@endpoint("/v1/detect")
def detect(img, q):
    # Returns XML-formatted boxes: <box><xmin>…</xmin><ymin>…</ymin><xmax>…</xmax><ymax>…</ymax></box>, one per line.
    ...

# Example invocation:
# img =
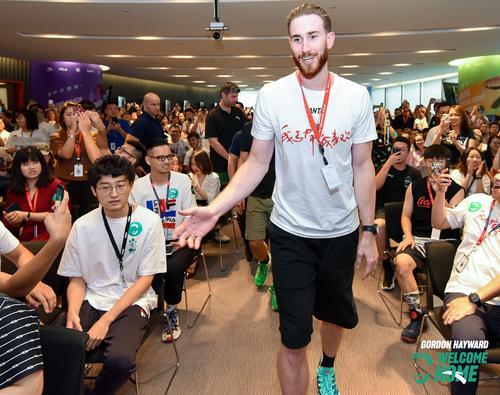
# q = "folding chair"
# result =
<box><xmin>215</xmin><ymin>211</ymin><xmax>240</xmax><ymax>272</ymax></box>
<box><xmin>183</xmin><ymin>250</ymin><xmax>211</xmax><ymax>329</ymax></box>
<box><xmin>377</xmin><ymin>202</ymin><xmax>427</xmax><ymax>327</ymax></box>
<box><xmin>415</xmin><ymin>241</ymin><xmax>500</xmax><ymax>384</ymax></box>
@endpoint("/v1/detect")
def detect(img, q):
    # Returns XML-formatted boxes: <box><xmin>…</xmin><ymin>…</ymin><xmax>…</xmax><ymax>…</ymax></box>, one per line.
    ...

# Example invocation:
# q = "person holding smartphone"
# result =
<box><xmin>100</xmin><ymin>100</ymin><xmax>130</xmax><ymax>153</ymax></box>
<box><xmin>374</xmin><ymin>137</ymin><xmax>422</xmax><ymax>291</ymax></box>
<box><xmin>3</xmin><ymin>146</ymin><xmax>66</xmax><ymax>242</ymax></box>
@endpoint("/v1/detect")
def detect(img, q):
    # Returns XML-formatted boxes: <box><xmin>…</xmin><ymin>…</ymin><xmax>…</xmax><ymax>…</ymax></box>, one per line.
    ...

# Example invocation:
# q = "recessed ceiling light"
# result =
<box><xmin>378</xmin><ymin>72</ymin><xmax>394</xmax><ymax>75</ymax></box>
<box><xmin>457</xmin><ymin>26</ymin><xmax>496</xmax><ymax>32</ymax></box>
<box><xmin>193</xmin><ymin>81</ymin><xmax>206</xmax><ymax>83</ymax></box>
<box><xmin>362</xmin><ymin>83</ymin><xmax>371</xmax><ymax>85</ymax></box>
<box><xmin>172</xmin><ymin>75</ymin><xmax>190</xmax><ymax>77</ymax></box>
<box><xmin>347</xmin><ymin>53</ymin><xmax>373</xmax><ymax>57</ymax></box>
<box><xmin>100</xmin><ymin>65</ymin><xmax>110</xmax><ymax>72</ymax></box>
<box><xmin>135</xmin><ymin>36</ymin><xmax>162</xmax><ymax>40</ymax></box>
<box><xmin>97</xmin><ymin>54</ymin><xmax>134</xmax><ymax>58</ymax></box>
<box><xmin>393</xmin><ymin>63</ymin><xmax>411</xmax><ymax>67</ymax></box>
<box><xmin>371</xmin><ymin>78</ymin><xmax>381</xmax><ymax>81</ymax></box>
<box><xmin>138</xmin><ymin>67</ymin><xmax>170</xmax><ymax>70</ymax></box>
<box><xmin>263</xmin><ymin>80</ymin><xmax>274</xmax><ymax>83</ymax></box>
<box><xmin>168</xmin><ymin>55</ymin><xmax>195</xmax><ymax>59</ymax></box>
<box><xmin>206</xmin><ymin>84</ymin><xmax>216</xmax><ymax>87</ymax></box>
<box><xmin>247</xmin><ymin>67</ymin><xmax>266</xmax><ymax>70</ymax></box>
<box><xmin>216</xmin><ymin>74</ymin><xmax>232</xmax><ymax>78</ymax></box>
<box><xmin>233</xmin><ymin>81</ymin><xmax>243</xmax><ymax>83</ymax></box>
<box><xmin>197</xmin><ymin>67</ymin><xmax>218</xmax><ymax>70</ymax></box>
<box><xmin>416</xmin><ymin>49</ymin><xmax>446</xmax><ymax>54</ymax></box>
<box><xmin>339</xmin><ymin>65</ymin><xmax>359</xmax><ymax>68</ymax></box>
<box><xmin>239</xmin><ymin>84</ymin><xmax>249</xmax><ymax>87</ymax></box>
<box><xmin>340</xmin><ymin>73</ymin><xmax>355</xmax><ymax>76</ymax></box>
<box><xmin>257</xmin><ymin>74</ymin><xmax>272</xmax><ymax>77</ymax></box>
<box><xmin>30</xmin><ymin>34</ymin><xmax>77</xmax><ymax>39</ymax></box>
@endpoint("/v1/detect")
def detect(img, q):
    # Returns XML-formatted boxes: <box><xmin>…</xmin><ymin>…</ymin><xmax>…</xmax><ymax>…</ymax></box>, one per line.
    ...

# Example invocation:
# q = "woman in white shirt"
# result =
<box><xmin>188</xmin><ymin>150</ymin><xmax>220</xmax><ymax>205</ymax></box>
<box><xmin>450</xmin><ymin>147</ymin><xmax>491</xmax><ymax>196</ymax></box>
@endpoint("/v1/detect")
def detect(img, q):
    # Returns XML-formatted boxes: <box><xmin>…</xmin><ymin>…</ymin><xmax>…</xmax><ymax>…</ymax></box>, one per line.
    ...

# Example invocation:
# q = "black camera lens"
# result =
<box><xmin>212</xmin><ymin>31</ymin><xmax>221</xmax><ymax>40</ymax></box>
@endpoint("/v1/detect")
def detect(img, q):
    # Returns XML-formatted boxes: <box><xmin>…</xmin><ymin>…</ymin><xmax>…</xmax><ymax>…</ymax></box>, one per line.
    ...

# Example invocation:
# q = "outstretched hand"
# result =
<box><xmin>174</xmin><ymin>206</ymin><xmax>220</xmax><ymax>249</ymax></box>
<box><xmin>356</xmin><ymin>233</ymin><xmax>378</xmax><ymax>280</ymax></box>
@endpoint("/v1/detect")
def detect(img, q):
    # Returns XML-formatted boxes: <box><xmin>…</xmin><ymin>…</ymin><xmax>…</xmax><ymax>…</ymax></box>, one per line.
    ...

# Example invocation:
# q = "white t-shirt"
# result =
<box><xmin>57</xmin><ymin>206</ymin><xmax>166</xmax><ymax>314</ymax></box>
<box><xmin>251</xmin><ymin>72</ymin><xmax>377</xmax><ymax>238</ymax></box>
<box><xmin>0</xmin><ymin>222</ymin><xmax>20</xmax><ymax>271</ymax></box>
<box><xmin>129</xmin><ymin>172</ymin><xmax>196</xmax><ymax>241</ymax></box>
<box><xmin>450</xmin><ymin>169</ymin><xmax>491</xmax><ymax>196</ymax></box>
<box><xmin>445</xmin><ymin>194</ymin><xmax>500</xmax><ymax>305</ymax></box>
<box><xmin>0</xmin><ymin>130</ymin><xmax>11</xmax><ymax>145</ymax></box>
<box><xmin>424</xmin><ymin>125</ymin><xmax>439</xmax><ymax>147</ymax></box>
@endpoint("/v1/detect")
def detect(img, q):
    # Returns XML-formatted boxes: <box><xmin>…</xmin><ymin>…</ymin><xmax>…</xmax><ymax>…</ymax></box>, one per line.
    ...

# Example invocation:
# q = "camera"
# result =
<box><xmin>206</xmin><ymin>20</ymin><xmax>228</xmax><ymax>41</ymax></box>
<box><xmin>392</xmin><ymin>147</ymin><xmax>401</xmax><ymax>154</ymax></box>
<box><xmin>212</xmin><ymin>31</ymin><xmax>222</xmax><ymax>41</ymax></box>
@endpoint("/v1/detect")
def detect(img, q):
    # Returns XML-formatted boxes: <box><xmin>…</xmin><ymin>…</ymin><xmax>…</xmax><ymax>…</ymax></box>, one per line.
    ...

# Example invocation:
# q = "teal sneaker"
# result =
<box><xmin>317</xmin><ymin>366</ymin><xmax>340</xmax><ymax>395</ymax></box>
<box><xmin>269</xmin><ymin>284</ymin><xmax>278</xmax><ymax>312</ymax></box>
<box><xmin>254</xmin><ymin>262</ymin><xmax>269</xmax><ymax>288</ymax></box>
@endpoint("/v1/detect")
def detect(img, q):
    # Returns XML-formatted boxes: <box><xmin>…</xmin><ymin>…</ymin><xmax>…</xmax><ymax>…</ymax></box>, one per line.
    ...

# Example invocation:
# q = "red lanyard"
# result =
<box><xmin>296</xmin><ymin>71</ymin><xmax>332</xmax><ymax>150</ymax></box>
<box><xmin>25</xmin><ymin>187</ymin><xmax>39</xmax><ymax>213</ymax></box>
<box><xmin>476</xmin><ymin>200</ymin><xmax>499</xmax><ymax>247</ymax></box>
<box><xmin>426</xmin><ymin>179</ymin><xmax>435</xmax><ymax>206</ymax></box>
<box><xmin>150</xmin><ymin>173</ymin><xmax>171</xmax><ymax>214</ymax></box>
<box><xmin>74</xmin><ymin>134</ymin><xmax>83</xmax><ymax>161</ymax></box>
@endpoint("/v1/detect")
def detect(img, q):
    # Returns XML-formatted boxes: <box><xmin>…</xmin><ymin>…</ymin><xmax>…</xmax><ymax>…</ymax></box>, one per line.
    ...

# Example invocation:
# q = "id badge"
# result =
<box><xmin>110</xmin><ymin>142</ymin><xmax>116</xmax><ymax>151</ymax></box>
<box><xmin>74</xmin><ymin>163</ymin><xmax>84</xmax><ymax>177</ymax></box>
<box><xmin>455</xmin><ymin>254</ymin><xmax>469</xmax><ymax>273</ymax></box>
<box><xmin>321</xmin><ymin>163</ymin><xmax>341</xmax><ymax>191</ymax></box>
<box><xmin>430</xmin><ymin>228</ymin><xmax>441</xmax><ymax>240</ymax></box>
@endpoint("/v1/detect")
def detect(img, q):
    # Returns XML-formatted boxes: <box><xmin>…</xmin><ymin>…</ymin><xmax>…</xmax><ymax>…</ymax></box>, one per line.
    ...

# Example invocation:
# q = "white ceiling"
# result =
<box><xmin>1</xmin><ymin>0</ymin><xmax>499</xmax><ymax>91</ymax></box>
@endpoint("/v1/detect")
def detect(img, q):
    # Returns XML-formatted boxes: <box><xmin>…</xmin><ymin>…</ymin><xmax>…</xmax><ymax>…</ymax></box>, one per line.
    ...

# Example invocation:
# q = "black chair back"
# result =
<box><xmin>425</xmin><ymin>241</ymin><xmax>457</xmax><ymax>301</ymax></box>
<box><xmin>384</xmin><ymin>201</ymin><xmax>404</xmax><ymax>243</ymax></box>
<box><xmin>40</xmin><ymin>326</ymin><xmax>88</xmax><ymax>395</ymax></box>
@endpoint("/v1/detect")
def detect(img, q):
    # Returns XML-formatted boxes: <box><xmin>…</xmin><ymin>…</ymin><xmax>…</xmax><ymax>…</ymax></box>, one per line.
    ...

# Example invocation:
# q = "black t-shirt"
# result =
<box><xmin>205</xmin><ymin>105</ymin><xmax>246</xmax><ymax>172</ymax></box>
<box><xmin>440</xmin><ymin>130</ymin><xmax>475</xmax><ymax>165</ymax></box>
<box><xmin>376</xmin><ymin>165</ymin><xmax>422</xmax><ymax>210</ymax></box>
<box><xmin>411</xmin><ymin>176</ymin><xmax>462</xmax><ymax>239</ymax></box>
<box><xmin>391</xmin><ymin>114</ymin><xmax>415</xmax><ymax>130</ymax></box>
<box><xmin>239</xmin><ymin>122</ymin><xmax>275</xmax><ymax>198</ymax></box>
<box><xmin>128</xmin><ymin>111</ymin><xmax>165</xmax><ymax>148</ymax></box>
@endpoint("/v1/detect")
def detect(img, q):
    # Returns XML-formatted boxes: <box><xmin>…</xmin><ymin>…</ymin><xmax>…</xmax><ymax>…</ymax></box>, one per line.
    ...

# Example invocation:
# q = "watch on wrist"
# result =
<box><xmin>468</xmin><ymin>293</ymin><xmax>482</xmax><ymax>308</ymax></box>
<box><xmin>362</xmin><ymin>224</ymin><xmax>379</xmax><ymax>235</ymax></box>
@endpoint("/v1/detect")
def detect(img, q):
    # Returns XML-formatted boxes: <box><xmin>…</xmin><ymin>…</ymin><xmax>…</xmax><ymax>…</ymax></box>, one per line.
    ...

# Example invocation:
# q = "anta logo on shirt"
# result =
<box><xmin>416</xmin><ymin>196</ymin><xmax>432</xmax><ymax>209</ymax></box>
<box><xmin>146</xmin><ymin>198</ymin><xmax>176</xmax><ymax>229</ymax></box>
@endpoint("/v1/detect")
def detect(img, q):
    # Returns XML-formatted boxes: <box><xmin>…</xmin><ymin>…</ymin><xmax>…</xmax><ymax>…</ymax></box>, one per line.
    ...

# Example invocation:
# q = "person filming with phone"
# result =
<box><xmin>393</xmin><ymin>144</ymin><xmax>464</xmax><ymax>344</ymax></box>
<box><xmin>374</xmin><ymin>137</ymin><xmax>422</xmax><ymax>291</ymax></box>
<box><xmin>3</xmin><ymin>146</ymin><xmax>66</xmax><ymax>242</ymax></box>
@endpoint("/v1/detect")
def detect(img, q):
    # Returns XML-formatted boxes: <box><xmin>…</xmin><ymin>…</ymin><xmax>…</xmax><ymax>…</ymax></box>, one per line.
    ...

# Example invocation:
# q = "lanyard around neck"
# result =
<box><xmin>150</xmin><ymin>172</ymin><xmax>171</xmax><ymax>214</ymax></box>
<box><xmin>101</xmin><ymin>204</ymin><xmax>132</xmax><ymax>274</ymax></box>
<box><xmin>25</xmin><ymin>186</ymin><xmax>39</xmax><ymax>213</ymax></box>
<box><xmin>296</xmin><ymin>71</ymin><xmax>332</xmax><ymax>165</ymax></box>
<box><xmin>476</xmin><ymin>200</ymin><xmax>499</xmax><ymax>247</ymax></box>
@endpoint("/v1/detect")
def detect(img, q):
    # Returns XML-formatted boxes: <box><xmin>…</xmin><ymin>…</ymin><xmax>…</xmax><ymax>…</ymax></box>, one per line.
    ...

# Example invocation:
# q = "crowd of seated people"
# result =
<box><xmin>375</xmin><ymin>99</ymin><xmax>499</xmax><ymax>394</ymax></box>
<box><xmin>0</xmin><ymin>92</ymin><xmax>498</xmax><ymax>395</ymax></box>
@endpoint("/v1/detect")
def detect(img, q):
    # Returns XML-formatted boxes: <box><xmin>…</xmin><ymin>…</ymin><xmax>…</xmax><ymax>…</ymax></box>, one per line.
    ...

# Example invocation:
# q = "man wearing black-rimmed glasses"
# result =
<box><xmin>129</xmin><ymin>139</ymin><xmax>196</xmax><ymax>343</ymax></box>
<box><xmin>58</xmin><ymin>156</ymin><xmax>166</xmax><ymax>395</ymax></box>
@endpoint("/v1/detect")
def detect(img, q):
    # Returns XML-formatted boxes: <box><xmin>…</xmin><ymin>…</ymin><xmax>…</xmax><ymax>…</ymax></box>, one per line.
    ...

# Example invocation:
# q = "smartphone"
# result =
<box><xmin>111</xmin><ymin>117</ymin><xmax>119</xmax><ymax>124</ymax></box>
<box><xmin>392</xmin><ymin>147</ymin><xmax>401</xmax><ymax>154</ymax></box>
<box><xmin>431</xmin><ymin>162</ymin><xmax>442</xmax><ymax>176</ymax></box>
<box><xmin>48</xmin><ymin>99</ymin><xmax>54</xmax><ymax>105</ymax></box>
<box><xmin>54</xmin><ymin>184</ymin><xmax>64</xmax><ymax>202</ymax></box>
<box><xmin>4</xmin><ymin>202</ymin><xmax>21</xmax><ymax>212</ymax></box>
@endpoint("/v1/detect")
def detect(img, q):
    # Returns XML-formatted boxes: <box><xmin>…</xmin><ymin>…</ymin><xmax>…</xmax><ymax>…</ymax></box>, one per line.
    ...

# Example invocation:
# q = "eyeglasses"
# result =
<box><xmin>115</xmin><ymin>146</ymin><xmax>136</xmax><ymax>160</ymax></box>
<box><xmin>96</xmin><ymin>182</ymin><xmax>130</xmax><ymax>195</ymax></box>
<box><xmin>148</xmin><ymin>154</ymin><xmax>171</xmax><ymax>162</ymax></box>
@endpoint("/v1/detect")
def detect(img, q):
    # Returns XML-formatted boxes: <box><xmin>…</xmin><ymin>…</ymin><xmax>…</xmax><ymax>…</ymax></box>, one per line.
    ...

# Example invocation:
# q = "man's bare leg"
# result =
<box><xmin>277</xmin><ymin>345</ymin><xmax>309</xmax><ymax>394</ymax></box>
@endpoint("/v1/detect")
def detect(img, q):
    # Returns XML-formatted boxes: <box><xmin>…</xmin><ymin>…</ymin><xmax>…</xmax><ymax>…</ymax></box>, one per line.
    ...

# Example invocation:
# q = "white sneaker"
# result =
<box><xmin>162</xmin><ymin>308</ymin><xmax>181</xmax><ymax>342</ymax></box>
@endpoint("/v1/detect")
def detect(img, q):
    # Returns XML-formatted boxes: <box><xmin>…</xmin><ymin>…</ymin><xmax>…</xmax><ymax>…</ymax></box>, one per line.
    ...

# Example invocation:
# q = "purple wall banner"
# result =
<box><xmin>30</xmin><ymin>61</ymin><xmax>103</xmax><ymax>108</ymax></box>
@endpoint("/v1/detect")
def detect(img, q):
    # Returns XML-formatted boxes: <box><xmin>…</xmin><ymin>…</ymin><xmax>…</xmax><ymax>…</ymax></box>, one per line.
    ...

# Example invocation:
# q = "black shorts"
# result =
<box><xmin>395</xmin><ymin>245</ymin><xmax>426</xmax><ymax>270</ymax></box>
<box><xmin>269</xmin><ymin>223</ymin><xmax>359</xmax><ymax>349</ymax></box>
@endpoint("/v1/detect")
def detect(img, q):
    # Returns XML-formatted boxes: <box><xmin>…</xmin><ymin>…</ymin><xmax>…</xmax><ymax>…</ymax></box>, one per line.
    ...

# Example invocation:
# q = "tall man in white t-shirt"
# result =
<box><xmin>58</xmin><ymin>156</ymin><xmax>166</xmax><ymax>395</ymax></box>
<box><xmin>130</xmin><ymin>139</ymin><xmax>196</xmax><ymax>343</ymax></box>
<box><xmin>173</xmin><ymin>4</ymin><xmax>378</xmax><ymax>394</ymax></box>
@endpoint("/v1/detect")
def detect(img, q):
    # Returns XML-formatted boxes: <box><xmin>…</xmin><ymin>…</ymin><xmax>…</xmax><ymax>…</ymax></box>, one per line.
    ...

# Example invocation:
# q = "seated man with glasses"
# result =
<box><xmin>57</xmin><ymin>155</ymin><xmax>166</xmax><ymax>395</ymax></box>
<box><xmin>432</xmin><ymin>171</ymin><xmax>500</xmax><ymax>395</ymax></box>
<box><xmin>130</xmin><ymin>139</ymin><xmax>196</xmax><ymax>343</ymax></box>
<box><xmin>114</xmin><ymin>140</ymin><xmax>146</xmax><ymax>176</ymax></box>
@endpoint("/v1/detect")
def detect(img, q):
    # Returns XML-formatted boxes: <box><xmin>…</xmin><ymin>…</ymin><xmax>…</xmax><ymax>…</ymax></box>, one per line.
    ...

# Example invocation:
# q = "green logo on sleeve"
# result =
<box><xmin>468</xmin><ymin>202</ymin><xmax>482</xmax><ymax>213</ymax></box>
<box><xmin>128</xmin><ymin>222</ymin><xmax>143</xmax><ymax>236</ymax></box>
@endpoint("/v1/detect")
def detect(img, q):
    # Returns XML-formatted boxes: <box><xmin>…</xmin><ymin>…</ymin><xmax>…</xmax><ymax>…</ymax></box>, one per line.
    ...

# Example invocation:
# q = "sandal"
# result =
<box><xmin>185</xmin><ymin>259</ymin><xmax>199</xmax><ymax>279</ymax></box>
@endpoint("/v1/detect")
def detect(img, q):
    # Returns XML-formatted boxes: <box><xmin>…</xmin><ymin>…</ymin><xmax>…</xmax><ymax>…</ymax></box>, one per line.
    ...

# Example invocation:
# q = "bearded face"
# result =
<box><xmin>293</xmin><ymin>45</ymin><xmax>329</xmax><ymax>79</ymax></box>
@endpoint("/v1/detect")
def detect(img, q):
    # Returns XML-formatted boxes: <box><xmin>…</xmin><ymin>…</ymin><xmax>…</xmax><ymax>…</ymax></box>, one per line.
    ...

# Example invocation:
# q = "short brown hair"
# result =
<box><xmin>286</xmin><ymin>3</ymin><xmax>332</xmax><ymax>34</ymax></box>
<box><xmin>220</xmin><ymin>82</ymin><xmax>240</xmax><ymax>97</ymax></box>
<box><xmin>58</xmin><ymin>101</ymin><xmax>80</xmax><ymax>133</ymax></box>
<box><xmin>192</xmin><ymin>150</ymin><xmax>213</xmax><ymax>175</ymax></box>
